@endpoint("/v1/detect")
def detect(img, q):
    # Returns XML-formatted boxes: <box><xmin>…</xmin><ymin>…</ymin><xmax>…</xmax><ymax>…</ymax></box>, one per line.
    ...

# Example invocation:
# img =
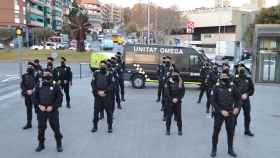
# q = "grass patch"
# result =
<box><xmin>0</xmin><ymin>49</ymin><xmax>91</xmax><ymax>62</ymax></box>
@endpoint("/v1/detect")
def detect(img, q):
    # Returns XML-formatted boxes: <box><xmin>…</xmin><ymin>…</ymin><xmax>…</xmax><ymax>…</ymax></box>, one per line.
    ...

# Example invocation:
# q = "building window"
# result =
<box><xmin>203</xmin><ymin>34</ymin><xmax>212</xmax><ymax>39</ymax></box>
<box><xmin>189</xmin><ymin>55</ymin><xmax>199</xmax><ymax>65</ymax></box>
<box><xmin>260</xmin><ymin>39</ymin><xmax>277</xmax><ymax>50</ymax></box>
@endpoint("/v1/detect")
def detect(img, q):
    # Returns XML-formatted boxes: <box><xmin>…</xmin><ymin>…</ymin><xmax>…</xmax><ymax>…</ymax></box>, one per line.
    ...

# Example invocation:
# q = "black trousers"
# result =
<box><xmin>37</xmin><ymin>110</ymin><xmax>63</xmax><ymax>142</ymax></box>
<box><xmin>161</xmin><ymin>99</ymin><xmax>167</xmax><ymax>119</ymax></box>
<box><xmin>114</xmin><ymin>85</ymin><xmax>121</xmax><ymax>106</ymax></box>
<box><xmin>93</xmin><ymin>96</ymin><xmax>113</xmax><ymax>128</ymax></box>
<box><xmin>157</xmin><ymin>80</ymin><xmax>164</xmax><ymax>100</ymax></box>
<box><xmin>212</xmin><ymin>113</ymin><xmax>236</xmax><ymax>149</ymax></box>
<box><xmin>206</xmin><ymin>88</ymin><xmax>212</xmax><ymax>111</ymax></box>
<box><xmin>119</xmin><ymin>74</ymin><xmax>125</xmax><ymax>99</ymax></box>
<box><xmin>24</xmin><ymin>96</ymin><xmax>33</xmax><ymax>125</ymax></box>
<box><xmin>198</xmin><ymin>84</ymin><xmax>206</xmax><ymax>102</ymax></box>
<box><xmin>166</xmin><ymin>102</ymin><xmax>182</xmax><ymax>131</ymax></box>
<box><xmin>237</xmin><ymin>99</ymin><xmax>251</xmax><ymax>132</ymax></box>
<box><xmin>61</xmin><ymin>83</ymin><xmax>70</xmax><ymax>106</ymax></box>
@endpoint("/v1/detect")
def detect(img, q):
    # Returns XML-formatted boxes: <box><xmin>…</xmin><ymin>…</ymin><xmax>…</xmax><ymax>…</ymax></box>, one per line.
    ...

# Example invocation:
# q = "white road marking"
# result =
<box><xmin>1</xmin><ymin>76</ymin><xmax>19</xmax><ymax>83</ymax></box>
<box><xmin>0</xmin><ymin>90</ymin><xmax>20</xmax><ymax>101</ymax></box>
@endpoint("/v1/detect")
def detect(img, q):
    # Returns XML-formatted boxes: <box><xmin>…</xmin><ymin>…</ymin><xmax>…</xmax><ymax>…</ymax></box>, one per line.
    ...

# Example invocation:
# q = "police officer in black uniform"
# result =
<box><xmin>47</xmin><ymin>57</ymin><xmax>54</xmax><ymax>65</ymax></box>
<box><xmin>91</xmin><ymin>61</ymin><xmax>114</xmax><ymax>133</ymax></box>
<box><xmin>21</xmin><ymin>62</ymin><xmax>36</xmax><ymax>130</ymax></box>
<box><xmin>55</xmin><ymin>57</ymin><xmax>73</xmax><ymax>108</ymax></box>
<box><xmin>111</xmin><ymin>57</ymin><xmax>122</xmax><ymax>109</ymax></box>
<box><xmin>164</xmin><ymin>69</ymin><xmax>185</xmax><ymax>136</ymax></box>
<box><xmin>46</xmin><ymin>62</ymin><xmax>55</xmax><ymax>74</ymax></box>
<box><xmin>197</xmin><ymin>63</ymin><xmax>208</xmax><ymax>103</ymax></box>
<box><xmin>108</xmin><ymin>59</ymin><xmax>122</xmax><ymax>110</ymax></box>
<box><xmin>161</xmin><ymin>56</ymin><xmax>176</xmax><ymax>121</ymax></box>
<box><xmin>33</xmin><ymin>70</ymin><xmax>63</xmax><ymax>152</ymax></box>
<box><xmin>205</xmin><ymin>66</ymin><xmax>218</xmax><ymax>113</ymax></box>
<box><xmin>156</xmin><ymin>56</ymin><xmax>166</xmax><ymax>102</ymax></box>
<box><xmin>210</xmin><ymin>71</ymin><xmax>240</xmax><ymax>157</ymax></box>
<box><xmin>33</xmin><ymin>59</ymin><xmax>43</xmax><ymax>84</ymax></box>
<box><xmin>115</xmin><ymin>52</ymin><xmax>125</xmax><ymax>101</ymax></box>
<box><xmin>234</xmin><ymin>65</ymin><xmax>255</xmax><ymax>137</ymax></box>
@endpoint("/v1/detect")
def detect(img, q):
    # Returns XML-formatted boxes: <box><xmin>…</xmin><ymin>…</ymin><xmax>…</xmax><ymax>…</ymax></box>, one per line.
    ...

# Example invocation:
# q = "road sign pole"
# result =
<box><xmin>16</xmin><ymin>27</ymin><xmax>23</xmax><ymax>78</ymax></box>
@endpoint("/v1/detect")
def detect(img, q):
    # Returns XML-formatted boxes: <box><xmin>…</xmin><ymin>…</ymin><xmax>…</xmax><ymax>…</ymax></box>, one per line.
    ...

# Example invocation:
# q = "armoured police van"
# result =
<box><xmin>124</xmin><ymin>44</ymin><xmax>209</xmax><ymax>88</ymax></box>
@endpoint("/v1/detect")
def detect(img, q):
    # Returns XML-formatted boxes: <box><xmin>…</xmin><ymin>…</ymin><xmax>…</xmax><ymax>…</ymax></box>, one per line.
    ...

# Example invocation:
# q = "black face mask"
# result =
<box><xmin>172</xmin><ymin>76</ymin><xmax>179</xmax><ymax>82</ymax></box>
<box><xmin>239</xmin><ymin>70</ymin><xmax>246</xmax><ymax>77</ymax></box>
<box><xmin>61</xmin><ymin>62</ymin><xmax>65</xmax><ymax>66</ymax></box>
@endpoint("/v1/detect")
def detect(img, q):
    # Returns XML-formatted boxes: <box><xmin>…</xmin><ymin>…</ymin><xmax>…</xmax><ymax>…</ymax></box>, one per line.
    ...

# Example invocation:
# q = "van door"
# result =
<box><xmin>188</xmin><ymin>54</ymin><xmax>202</xmax><ymax>80</ymax></box>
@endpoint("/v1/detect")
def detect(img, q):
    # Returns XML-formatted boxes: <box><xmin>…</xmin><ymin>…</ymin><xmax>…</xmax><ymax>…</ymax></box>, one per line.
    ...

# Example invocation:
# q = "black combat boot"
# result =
<box><xmin>228</xmin><ymin>146</ymin><xmax>237</xmax><ymax>157</ymax></box>
<box><xmin>178</xmin><ymin>130</ymin><xmax>183</xmax><ymax>136</ymax></box>
<box><xmin>210</xmin><ymin>144</ymin><xmax>217</xmax><ymax>157</ymax></box>
<box><xmin>244</xmin><ymin>130</ymin><xmax>254</xmax><ymax>137</ymax></box>
<box><xmin>91</xmin><ymin>124</ymin><xmax>98</xmax><ymax>133</ymax></box>
<box><xmin>156</xmin><ymin>98</ymin><xmax>160</xmax><ymax>102</ymax></box>
<box><xmin>117</xmin><ymin>103</ymin><xmax>122</xmax><ymax>110</ymax></box>
<box><xmin>108</xmin><ymin>125</ymin><xmax>113</xmax><ymax>133</ymax></box>
<box><xmin>35</xmin><ymin>141</ymin><xmax>45</xmax><ymax>152</ymax></box>
<box><xmin>56</xmin><ymin>139</ymin><xmax>63</xmax><ymax>152</ymax></box>
<box><xmin>22</xmin><ymin>124</ymin><xmax>32</xmax><ymax>130</ymax></box>
<box><xmin>166</xmin><ymin>129</ymin><xmax>171</xmax><ymax>136</ymax></box>
<box><xmin>66</xmin><ymin>103</ymin><xmax>71</xmax><ymax>109</ymax></box>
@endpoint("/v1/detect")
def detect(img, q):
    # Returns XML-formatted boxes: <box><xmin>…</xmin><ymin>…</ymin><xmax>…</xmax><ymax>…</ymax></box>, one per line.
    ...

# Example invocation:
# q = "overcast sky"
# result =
<box><xmin>101</xmin><ymin>0</ymin><xmax>279</xmax><ymax>10</ymax></box>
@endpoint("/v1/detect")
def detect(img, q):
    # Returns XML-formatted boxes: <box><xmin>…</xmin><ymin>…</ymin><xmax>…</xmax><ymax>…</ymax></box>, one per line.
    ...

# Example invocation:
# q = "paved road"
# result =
<box><xmin>0</xmin><ymin>77</ymin><xmax>279</xmax><ymax>158</ymax></box>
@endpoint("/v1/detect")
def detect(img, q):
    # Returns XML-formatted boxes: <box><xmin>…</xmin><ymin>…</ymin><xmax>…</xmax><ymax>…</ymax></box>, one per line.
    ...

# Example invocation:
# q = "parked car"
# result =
<box><xmin>0</xmin><ymin>43</ymin><xmax>4</xmax><ymax>49</ymax></box>
<box><xmin>30</xmin><ymin>45</ymin><xmax>44</xmax><ymax>50</ymax></box>
<box><xmin>68</xmin><ymin>47</ymin><xmax>77</xmax><ymax>51</ymax></box>
<box><xmin>101</xmin><ymin>38</ymin><xmax>114</xmax><ymax>50</ymax></box>
<box><xmin>45</xmin><ymin>42</ymin><xmax>57</xmax><ymax>50</ymax></box>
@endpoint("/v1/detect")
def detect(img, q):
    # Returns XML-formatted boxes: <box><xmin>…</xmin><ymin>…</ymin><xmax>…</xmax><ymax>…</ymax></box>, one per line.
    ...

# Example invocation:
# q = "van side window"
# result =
<box><xmin>190</xmin><ymin>55</ymin><xmax>199</xmax><ymax>65</ymax></box>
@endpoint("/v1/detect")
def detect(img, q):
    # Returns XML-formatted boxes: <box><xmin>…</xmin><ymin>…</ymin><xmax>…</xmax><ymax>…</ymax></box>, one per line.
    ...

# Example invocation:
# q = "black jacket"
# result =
<box><xmin>205</xmin><ymin>70</ymin><xmax>218</xmax><ymax>89</ymax></box>
<box><xmin>163</xmin><ymin>75</ymin><xmax>185</xmax><ymax>104</ymax></box>
<box><xmin>21</xmin><ymin>73</ymin><xmax>36</xmax><ymax>97</ymax></box>
<box><xmin>55</xmin><ymin>65</ymin><xmax>72</xmax><ymax>83</ymax></box>
<box><xmin>234</xmin><ymin>76</ymin><xmax>254</xmax><ymax>97</ymax></box>
<box><xmin>33</xmin><ymin>81</ymin><xmax>63</xmax><ymax>111</ymax></box>
<box><xmin>34</xmin><ymin>65</ymin><xmax>43</xmax><ymax>84</ymax></box>
<box><xmin>91</xmin><ymin>70</ymin><xmax>114</xmax><ymax>97</ymax></box>
<box><xmin>211</xmin><ymin>81</ymin><xmax>240</xmax><ymax>113</ymax></box>
<box><xmin>157</xmin><ymin>64</ymin><xmax>165</xmax><ymax>80</ymax></box>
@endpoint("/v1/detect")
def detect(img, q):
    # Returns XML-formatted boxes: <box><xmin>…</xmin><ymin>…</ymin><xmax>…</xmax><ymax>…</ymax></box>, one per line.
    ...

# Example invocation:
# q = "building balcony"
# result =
<box><xmin>29</xmin><ymin>20</ymin><xmax>44</xmax><ymax>27</ymax></box>
<box><xmin>54</xmin><ymin>16</ymin><xmax>62</xmax><ymax>22</ymax></box>
<box><xmin>29</xmin><ymin>7</ymin><xmax>44</xmax><ymax>16</ymax></box>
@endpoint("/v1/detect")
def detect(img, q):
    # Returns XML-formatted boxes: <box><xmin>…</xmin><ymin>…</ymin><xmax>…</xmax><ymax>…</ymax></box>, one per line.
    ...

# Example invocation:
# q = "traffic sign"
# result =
<box><xmin>186</xmin><ymin>21</ymin><xmax>195</xmax><ymax>34</ymax></box>
<box><xmin>186</xmin><ymin>21</ymin><xmax>194</xmax><ymax>29</ymax></box>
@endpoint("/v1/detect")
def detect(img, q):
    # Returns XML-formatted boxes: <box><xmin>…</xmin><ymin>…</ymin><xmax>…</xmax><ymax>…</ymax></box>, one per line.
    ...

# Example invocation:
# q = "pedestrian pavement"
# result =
<box><xmin>0</xmin><ymin>78</ymin><xmax>279</xmax><ymax>158</ymax></box>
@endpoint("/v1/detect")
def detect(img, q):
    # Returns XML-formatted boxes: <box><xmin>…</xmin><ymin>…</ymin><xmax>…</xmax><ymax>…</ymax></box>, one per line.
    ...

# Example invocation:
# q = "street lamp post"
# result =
<box><xmin>147</xmin><ymin>0</ymin><xmax>150</xmax><ymax>45</ymax></box>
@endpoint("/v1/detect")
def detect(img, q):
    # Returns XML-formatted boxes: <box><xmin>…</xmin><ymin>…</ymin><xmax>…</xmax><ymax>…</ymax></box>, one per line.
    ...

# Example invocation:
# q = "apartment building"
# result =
<box><xmin>0</xmin><ymin>0</ymin><xmax>26</xmax><ymax>27</ymax></box>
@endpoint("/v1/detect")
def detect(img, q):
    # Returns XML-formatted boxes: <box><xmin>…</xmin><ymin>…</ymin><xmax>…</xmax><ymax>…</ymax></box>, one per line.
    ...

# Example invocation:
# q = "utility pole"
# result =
<box><xmin>16</xmin><ymin>27</ymin><xmax>23</xmax><ymax>78</ymax></box>
<box><xmin>147</xmin><ymin>0</ymin><xmax>150</xmax><ymax>45</ymax></box>
<box><xmin>218</xmin><ymin>0</ymin><xmax>224</xmax><ymax>56</ymax></box>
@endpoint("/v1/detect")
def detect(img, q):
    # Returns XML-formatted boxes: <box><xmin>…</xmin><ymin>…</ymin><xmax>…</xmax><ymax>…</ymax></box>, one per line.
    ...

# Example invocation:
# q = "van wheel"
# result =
<box><xmin>132</xmin><ymin>75</ymin><xmax>145</xmax><ymax>89</ymax></box>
